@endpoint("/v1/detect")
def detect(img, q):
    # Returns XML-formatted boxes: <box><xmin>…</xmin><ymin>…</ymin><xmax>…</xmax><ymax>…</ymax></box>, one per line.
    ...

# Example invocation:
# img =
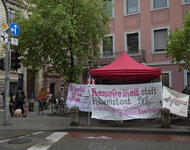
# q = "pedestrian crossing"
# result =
<box><xmin>27</xmin><ymin>132</ymin><xmax>68</xmax><ymax>150</ymax></box>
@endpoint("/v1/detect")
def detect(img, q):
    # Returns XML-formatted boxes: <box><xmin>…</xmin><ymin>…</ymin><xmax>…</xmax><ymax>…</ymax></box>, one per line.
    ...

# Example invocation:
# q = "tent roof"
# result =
<box><xmin>90</xmin><ymin>52</ymin><xmax>161</xmax><ymax>83</ymax></box>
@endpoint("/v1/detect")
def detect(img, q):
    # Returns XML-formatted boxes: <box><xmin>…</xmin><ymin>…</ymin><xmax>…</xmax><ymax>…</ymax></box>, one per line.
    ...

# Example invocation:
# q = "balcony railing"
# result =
<box><xmin>98</xmin><ymin>50</ymin><xmax>146</xmax><ymax>66</ymax></box>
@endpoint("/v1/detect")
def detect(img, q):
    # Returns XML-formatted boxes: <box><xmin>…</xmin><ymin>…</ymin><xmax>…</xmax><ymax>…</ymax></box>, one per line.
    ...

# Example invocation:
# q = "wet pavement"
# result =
<box><xmin>65</xmin><ymin>132</ymin><xmax>190</xmax><ymax>142</ymax></box>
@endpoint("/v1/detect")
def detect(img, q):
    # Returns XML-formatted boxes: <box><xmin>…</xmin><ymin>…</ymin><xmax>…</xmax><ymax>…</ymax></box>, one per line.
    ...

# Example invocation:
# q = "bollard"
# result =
<box><xmin>161</xmin><ymin>108</ymin><xmax>170</xmax><ymax>128</ymax></box>
<box><xmin>114</xmin><ymin>120</ymin><xmax>124</xmax><ymax>127</ymax></box>
<box><xmin>70</xmin><ymin>106</ymin><xmax>79</xmax><ymax>126</ymax></box>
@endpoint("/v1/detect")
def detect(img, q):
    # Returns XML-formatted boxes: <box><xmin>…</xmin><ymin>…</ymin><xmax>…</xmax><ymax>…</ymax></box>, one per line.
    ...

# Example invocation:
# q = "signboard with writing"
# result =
<box><xmin>162</xmin><ymin>86</ymin><xmax>189</xmax><ymax>117</ymax></box>
<box><xmin>66</xmin><ymin>83</ymin><xmax>91</xmax><ymax>112</ymax></box>
<box><xmin>89</xmin><ymin>82</ymin><xmax>162</xmax><ymax>120</ymax></box>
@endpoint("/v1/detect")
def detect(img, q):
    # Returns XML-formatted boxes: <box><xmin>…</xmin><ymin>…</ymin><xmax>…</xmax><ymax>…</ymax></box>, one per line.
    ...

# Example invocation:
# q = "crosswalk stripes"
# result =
<box><xmin>27</xmin><ymin>132</ymin><xmax>68</xmax><ymax>150</ymax></box>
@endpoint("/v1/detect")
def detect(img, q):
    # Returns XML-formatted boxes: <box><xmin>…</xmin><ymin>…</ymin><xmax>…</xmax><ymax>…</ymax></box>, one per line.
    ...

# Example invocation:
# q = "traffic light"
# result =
<box><xmin>11</xmin><ymin>51</ymin><xmax>21</xmax><ymax>70</ymax></box>
<box><xmin>0</xmin><ymin>58</ymin><xmax>4</xmax><ymax>70</ymax></box>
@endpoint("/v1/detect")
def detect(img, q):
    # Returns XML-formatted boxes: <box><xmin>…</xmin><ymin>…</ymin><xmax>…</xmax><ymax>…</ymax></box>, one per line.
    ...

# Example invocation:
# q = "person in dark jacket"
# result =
<box><xmin>15</xmin><ymin>89</ymin><xmax>26</xmax><ymax>117</ymax></box>
<box><xmin>1</xmin><ymin>90</ymin><xmax>5</xmax><ymax>109</ymax></box>
<box><xmin>182</xmin><ymin>86</ymin><xmax>189</xmax><ymax>94</ymax></box>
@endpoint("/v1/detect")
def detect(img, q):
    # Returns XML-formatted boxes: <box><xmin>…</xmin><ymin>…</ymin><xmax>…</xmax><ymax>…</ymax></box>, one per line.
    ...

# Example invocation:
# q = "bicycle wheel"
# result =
<box><xmin>57</xmin><ymin>102</ymin><xmax>64</xmax><ymax>113</ymax></box>
<box><xmin>58</xmin><ymin>101</ymin><xmax>68</xmax><ymax>114</ymax></box>
<box><xmin>50</xmin><ymin>103</ymin><xmax>58</xmax><ymax>113</ymax></box>
<box><xmin>62</xmin><ymin>102</ymin><xmax>68</xmax><ymax>113</ymax></box>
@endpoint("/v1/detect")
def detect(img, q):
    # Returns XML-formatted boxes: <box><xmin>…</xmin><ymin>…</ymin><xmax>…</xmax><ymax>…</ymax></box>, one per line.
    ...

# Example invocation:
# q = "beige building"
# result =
<box><xmin>0</xmin><ymin>0</ymin><xmax>46</xmax><ymax>99</ymax></box>
<box><xmin>0</xmin><ymin>0</ymin><xmax>27</xmax><ymax>96</ymax></box>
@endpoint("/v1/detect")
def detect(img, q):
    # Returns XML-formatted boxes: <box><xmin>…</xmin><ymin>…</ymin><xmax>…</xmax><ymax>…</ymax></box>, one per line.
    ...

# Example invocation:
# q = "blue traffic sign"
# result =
<box><xmin>10</xmin><ymin>22</ymin><xmax>20</xmax><ymax>36</ymax></box>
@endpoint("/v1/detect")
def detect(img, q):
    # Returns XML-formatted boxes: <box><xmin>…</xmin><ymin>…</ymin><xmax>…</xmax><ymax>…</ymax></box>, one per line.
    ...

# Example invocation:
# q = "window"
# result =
<box><xmin>162</xmin><ymin>73</ymin><xmax>169</xmax><ymax>87</ymax></box>
<box><xmin>104</xmin><ymin>0</ymin><xmax>114</xmax><ymax>18</ymax></box>
<box><xmin>152</xmin><ymin>27</ymin><xmax>169</xmax><ymax>53</ymax></box>
<box><xmin>101</xmin><ymin>35</ymin><xmax>114</xmax><ymax>57</ymax></box>
<box><xmin>124</xmin><ymin>0</ymin><xmax>139</xmax><ymax>15</ymax></box>
<box><xmin>184</xmin><ymin>70</ymin><xmax>190</xmax><ymax>87</ymax></box>
<box><xmin>187</xmin><ymin>72</ymin><xmax>190</xmax><ymax>86</ymax></box>
<box><xmin>10</xmin><ymin>82</ymin><xmax>18</xmax><ymax>96</ymax></box>
<box><xmin>162</xmin><ymin>71</ymin><xmax>172</xmax><ymax>88</ymax></box>
<box><xmin>151</xmin><ymin>0</ymin><xmax>169</xmax><ymax>10</ymax></box>
<box><xmin>125</xmin><ymin>31</ymin><xmax>140</xmax><ymax>55</ymax></box>
<box><xmin>182</xmin><ymin>0</ymin><xmax>190</xmax><ymax>4</ymax></box>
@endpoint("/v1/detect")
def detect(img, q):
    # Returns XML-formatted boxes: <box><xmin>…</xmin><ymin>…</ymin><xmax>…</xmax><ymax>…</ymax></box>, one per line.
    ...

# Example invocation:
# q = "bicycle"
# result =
<box><xmin>50</xmin><ymin>97</ymin><xmax>68</xmax><ymax>114</ymax></box>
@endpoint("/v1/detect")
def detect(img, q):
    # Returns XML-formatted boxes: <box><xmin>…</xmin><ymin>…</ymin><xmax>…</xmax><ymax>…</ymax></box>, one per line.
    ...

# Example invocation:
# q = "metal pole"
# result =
<box><xmin>87</xmin><ymin>74</ymin><xmax>91</xmax><ymax>126</ymax></box>
<box><xmin>1</xmin><ymin>0</ymin><xmax>10</xmax><ymax>125</ymax></box>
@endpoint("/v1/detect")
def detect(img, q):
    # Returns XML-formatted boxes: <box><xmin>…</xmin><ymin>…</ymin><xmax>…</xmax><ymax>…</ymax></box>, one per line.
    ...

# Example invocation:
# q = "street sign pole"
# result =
<box><xmin>1</xmin><ymin>0</ymin><xmax>10</xmax><ymax>125</ymax></box>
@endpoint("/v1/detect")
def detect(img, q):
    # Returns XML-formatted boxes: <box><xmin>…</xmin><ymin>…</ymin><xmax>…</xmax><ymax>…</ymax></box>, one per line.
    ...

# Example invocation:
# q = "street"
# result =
<box><xmin>0</xmin><ymin>101</ymin><xmax>190</xmax><ymax>150</ymax></box>
<box><xmin>0</xmin><ymin>130</ymin><xmax>190</xmax><ymax>150</ymax></box>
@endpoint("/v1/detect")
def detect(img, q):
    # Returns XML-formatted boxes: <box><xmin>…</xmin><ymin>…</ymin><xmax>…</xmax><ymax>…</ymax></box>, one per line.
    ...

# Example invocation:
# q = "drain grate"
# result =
<box><xmin>8</xmin><ymin>138</ymin><xmax>32</xmax><ymax>144</ymax></box>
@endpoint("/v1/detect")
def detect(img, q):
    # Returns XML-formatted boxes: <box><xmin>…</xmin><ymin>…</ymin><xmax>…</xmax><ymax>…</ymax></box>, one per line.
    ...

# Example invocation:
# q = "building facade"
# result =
<box><xmin>99</xmin><ymin>0</ymin><xmax>190</xmax><ymax>92</ymax></box>
<box><xmin>0</xmin><ymin>0</ymin><xmax>63</xmax><ymax>99</ymax></box>
<box><xmin>0</xmin><ymin>0</ymin><xmax>28</xmax><ymax>97</ymax></box>
<box><xmin>0</xmin><ymin>0</ymin><xmax>46</xmax><ymax>99</ymax></box>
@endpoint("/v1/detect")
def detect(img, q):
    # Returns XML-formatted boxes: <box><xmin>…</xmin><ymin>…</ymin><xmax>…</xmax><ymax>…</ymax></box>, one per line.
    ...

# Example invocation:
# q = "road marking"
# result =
<box><xmin>0</xmin><ymin>109</ymin><xmax>4</xmax><ymax>112</ymax></box>
<box><xmin>32</xmin><ymin>131</ymin><xmax>44</xmax><ymax>135</ymax></box>
<box><xmin>27</xmin><ymin>132</ymin><xmax>68</xmax><ymax>150</ymax></box>
<box><xmin>84</xmin><ymin>136</ymin><xmax>112</xmax><ymax>140</ymax></box>
<box><xmin>0</xmin><ymin>139</ymin><xmax>10</xmax><ymax>143</ymax></box>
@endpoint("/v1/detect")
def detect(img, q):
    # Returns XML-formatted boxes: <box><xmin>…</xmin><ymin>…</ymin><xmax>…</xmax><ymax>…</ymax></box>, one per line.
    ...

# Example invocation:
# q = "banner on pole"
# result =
<box><xmin>162</xmin><ymin>86</ymin><xmax>189</xmax><ymax>117</ymax></box>
<box><xmin>89</xmin><ymin>82</ymin><xmax>162</xmax><ymax>120</ymax></box>
<box><xmin>66</xmin><ymin>83</ymin><xmax>91</xmax><ymax>112</ymax></box>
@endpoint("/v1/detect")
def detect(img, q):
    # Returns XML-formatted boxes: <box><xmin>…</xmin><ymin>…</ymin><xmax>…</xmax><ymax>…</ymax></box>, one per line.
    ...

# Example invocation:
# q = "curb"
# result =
<box><xmin>54</xmin><ymin>126</ymin><xmax>190</xmax><ymax>136</ymax></box>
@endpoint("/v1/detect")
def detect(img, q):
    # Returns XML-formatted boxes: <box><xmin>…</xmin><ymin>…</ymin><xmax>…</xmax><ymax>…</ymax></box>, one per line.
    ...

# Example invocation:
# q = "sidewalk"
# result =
<box><xmin>0</xmin><ymin>101</ymin><xmax>190</xmax><ymax>135</ymax></box>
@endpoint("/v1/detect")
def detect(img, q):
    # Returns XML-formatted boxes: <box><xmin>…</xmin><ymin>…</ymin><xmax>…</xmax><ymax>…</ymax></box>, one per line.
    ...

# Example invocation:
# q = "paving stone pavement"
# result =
<box><xmin>0</xmin><ymin>101</ymin><xmax>190</xmax><ymax>134</ymax></box>
<box><xmin>0</xmin><ymin>101</ymin><xmax>70</xmax><ymax>130</ymax></box>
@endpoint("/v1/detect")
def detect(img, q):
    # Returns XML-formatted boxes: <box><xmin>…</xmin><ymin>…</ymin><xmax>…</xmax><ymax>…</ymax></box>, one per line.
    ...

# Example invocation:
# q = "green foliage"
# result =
<box><xmin>166</xmin><ymin>11</ymin><xmax>190</xmax><ymax>72</ymax></box>
<box><xmin>13</xmin><ymin>0</ymin><xmax>110</xmax><ymax>84</ymax></box>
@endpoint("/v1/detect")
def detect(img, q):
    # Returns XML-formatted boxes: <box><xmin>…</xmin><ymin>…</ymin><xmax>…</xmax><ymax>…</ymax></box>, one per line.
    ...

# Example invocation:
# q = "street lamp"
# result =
<box><xmin>1</xmin><ymin>0</ymin><xmax>11</xmax><ymax>125</ymax></box>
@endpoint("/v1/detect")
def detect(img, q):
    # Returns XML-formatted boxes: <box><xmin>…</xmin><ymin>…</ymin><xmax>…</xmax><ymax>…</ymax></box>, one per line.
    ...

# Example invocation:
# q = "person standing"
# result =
<box><xmin>38</xmin><ymin>88</ymin><xmax>48</xmax><ymax>109</ymax></box>
<box><xmin>15</xmin><ymin>89</ymin><xmax>26</xmax><ymax>117</ymax></box>
<box><xmin>1</xmin><ymin>90</ymin><xmax>5</xmax><ymax>109</ymax></box>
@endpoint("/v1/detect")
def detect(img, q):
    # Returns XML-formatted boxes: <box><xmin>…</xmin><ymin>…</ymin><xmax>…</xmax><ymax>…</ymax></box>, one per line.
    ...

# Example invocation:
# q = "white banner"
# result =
<box><xmin>90</xmin><ymin>82</ymin><xmax>162</xmax><ymax>120</ymax></box>
<box><xmin>162</xmin><ymin>86</ymin><xmax>189</xmax><ymax>117</ymax></box>
<box><xmin>66</xmin><ymin>83</ymin><xmax>91</xmax><ymax>112</ymax></box>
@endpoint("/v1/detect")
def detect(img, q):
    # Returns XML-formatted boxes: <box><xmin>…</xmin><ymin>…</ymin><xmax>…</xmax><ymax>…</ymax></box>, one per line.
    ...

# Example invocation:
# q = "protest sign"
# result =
<box><xmin>89</xmin><ymin>82</ymin><xmax>162</xmax><ymax>120</ymax></box>
<box><xmin>66</xmin><ymin>83</ymin><xmax>91</xmax><ymax>112</ymax></box>
<box><xmin>162</xmin><ymin>86</ymin><xmax>189</xmax><ymax>117</ymax></box>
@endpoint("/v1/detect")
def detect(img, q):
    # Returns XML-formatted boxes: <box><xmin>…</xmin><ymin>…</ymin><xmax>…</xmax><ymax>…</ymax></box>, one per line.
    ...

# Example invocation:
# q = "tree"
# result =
<box><xmin>13</xmin><ymin>0</ymin><xmax>110</xmax><ymax>84</ymax></box>
<box><xmin>166</xmin><ymin>11</ymin><xmax>190</xmax><ymax>72</ymax></box>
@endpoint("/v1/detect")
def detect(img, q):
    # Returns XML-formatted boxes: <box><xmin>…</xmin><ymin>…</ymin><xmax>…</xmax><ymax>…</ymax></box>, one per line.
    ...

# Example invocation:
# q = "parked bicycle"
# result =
<box><xmin>50</xmin><ymin>97</ymin><xmax>68</xmax><ymax>114</ymax></box>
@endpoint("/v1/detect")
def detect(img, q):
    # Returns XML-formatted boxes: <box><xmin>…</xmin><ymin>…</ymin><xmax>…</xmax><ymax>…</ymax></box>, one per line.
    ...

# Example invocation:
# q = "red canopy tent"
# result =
<box><xmin>90</xmin><ymin>52</ymin><xmax>161</xmax><ymax>83</ymax></box>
